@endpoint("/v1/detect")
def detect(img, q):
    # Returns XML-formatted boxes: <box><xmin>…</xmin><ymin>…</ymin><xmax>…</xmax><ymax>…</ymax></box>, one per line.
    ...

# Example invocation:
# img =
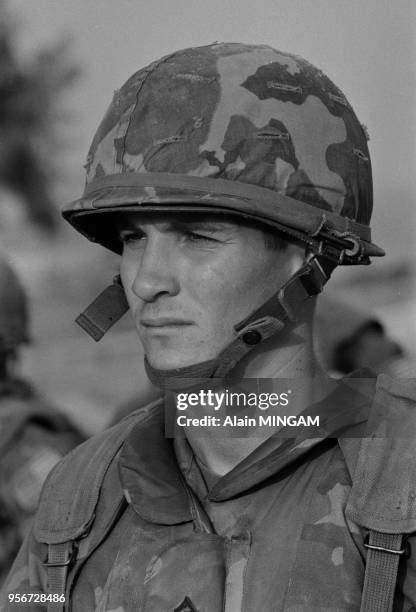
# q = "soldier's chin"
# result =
<box><xmin>146</xmin><ymin>349</ymin><xmax>209</xmax><ymax>371</ymax></box>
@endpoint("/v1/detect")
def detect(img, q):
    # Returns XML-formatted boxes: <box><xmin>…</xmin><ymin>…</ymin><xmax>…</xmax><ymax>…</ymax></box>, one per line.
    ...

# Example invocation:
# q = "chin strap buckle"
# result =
<box><xmin>297</xmin><ymin>256</ymin><xmax>333</xmax><ymax>297</ymax></box>
<box><xmin>295</xmin><ymin>237</ymin><xmax>347</xmax><ymax>297</ymax></box>
<box><xmin>317</xmin><ymin>240</ymin><xmax>346</xmax><ymax>265</ymax></box>
<box><xmin>234</xmin><ymin>248</ymin><xmax>339</xmax><ymax>335</ymax></box>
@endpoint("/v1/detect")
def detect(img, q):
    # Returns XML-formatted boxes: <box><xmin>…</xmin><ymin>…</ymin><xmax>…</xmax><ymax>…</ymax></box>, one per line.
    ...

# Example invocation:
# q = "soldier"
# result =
<box><xmin>315</xmin><ymin>295</ymin><xmax>404</xmax><ymax>376</ymax></box>
<box><xmin>0</xmin><ymin>257</ymin><xmax>84</xmax><ymax>586</ymax></box>
<box><xmin>1</xmin><ymin>43</ymin><xmax>415</xmax><ymax>611</ymax></box>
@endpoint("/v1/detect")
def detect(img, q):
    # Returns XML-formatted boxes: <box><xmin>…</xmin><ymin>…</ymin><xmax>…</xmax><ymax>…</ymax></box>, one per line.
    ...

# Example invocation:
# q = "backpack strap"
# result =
<box><xmin>43</xmin><ymin>447</ymin><xmax>129</xmax><ymax>612</ymax></box>
<box><xmin>360</xmin><ymin>532</ymin><xmax>406</xmax><ymax>612</ymax></box>
<box><xmin>33</xmin><ymin>399</ymin><xmax>162</xmax><ymax>610</ymax></box>
<box><xmin>44</xmin><ymin>542</ymin><xmax>74</xmax><ymax>612</ymax></box>
<box><xmin>339</xmin><ymin>375</ymin><xmax>416</xmax><ymax>612</ymax></box>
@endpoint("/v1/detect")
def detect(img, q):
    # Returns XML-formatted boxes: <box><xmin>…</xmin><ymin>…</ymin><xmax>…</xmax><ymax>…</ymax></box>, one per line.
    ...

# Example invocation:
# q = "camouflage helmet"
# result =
<box><xmin>0</xmin><ymin>258</ymin><xmax>30</xmax><ymax>352</ymax></box>
<box><xmin>63</xmin><ymin>42</ymin><xmax>384</xmax><ymax>264</ymax></box>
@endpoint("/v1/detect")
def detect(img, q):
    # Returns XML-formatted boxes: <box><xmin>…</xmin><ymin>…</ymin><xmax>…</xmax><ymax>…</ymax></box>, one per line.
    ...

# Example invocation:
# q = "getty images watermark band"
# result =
<box><xmin>163</xmin><ymin>377</ymin><xmax>391</xmax><ymax>438</ymax></box>
<box><xmin>175</xmin><ymin>388</ymin><xmax>319</xmax><ymax>428</ymax></box>
<box><xmin>162</xmin><ymin>378</ymin><xmax>341</xmax><ymax>437</ymax></box>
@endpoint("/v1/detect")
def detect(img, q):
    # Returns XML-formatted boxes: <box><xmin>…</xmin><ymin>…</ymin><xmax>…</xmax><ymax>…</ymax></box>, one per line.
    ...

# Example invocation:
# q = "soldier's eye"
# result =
<box><xmin>184</xmin><ymin>230</ymin><xmax>217</xmax><ymax>244</ymax></box>
<box><xmin>120</xmin><ymin>230</ymin><xmax>146</xmax><ymax>249</ymax></box>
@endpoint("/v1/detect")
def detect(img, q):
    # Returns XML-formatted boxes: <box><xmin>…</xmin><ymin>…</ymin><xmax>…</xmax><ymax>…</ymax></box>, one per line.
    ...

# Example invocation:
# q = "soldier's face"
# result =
<box><xmin>119</xmin><ymin>214</ymin><xmax>296</xmax><ymax>370</ymax></box>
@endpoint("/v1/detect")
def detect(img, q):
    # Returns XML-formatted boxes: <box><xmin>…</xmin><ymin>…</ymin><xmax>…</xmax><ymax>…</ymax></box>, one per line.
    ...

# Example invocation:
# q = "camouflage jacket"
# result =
<box><xmin>1</xmin><ymin>374</ymin><xmax>416</xmax><ymax>611</ymax></box>
<box><xmin>0</xmin><ymin>380</ymin><xmax>84</xmax><ymax>586</ymax></box>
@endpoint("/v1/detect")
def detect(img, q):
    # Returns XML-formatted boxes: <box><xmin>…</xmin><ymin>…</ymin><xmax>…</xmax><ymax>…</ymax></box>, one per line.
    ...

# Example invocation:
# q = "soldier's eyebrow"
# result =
<box><xmin>116</xmin><ymin>215</ymin><xmax>237</xmax><ymax>235</ymax></box>
<box><xmin>170</xmin><ymin>219</ymin><xmax>234</xmax><ymax>233</ymax></box>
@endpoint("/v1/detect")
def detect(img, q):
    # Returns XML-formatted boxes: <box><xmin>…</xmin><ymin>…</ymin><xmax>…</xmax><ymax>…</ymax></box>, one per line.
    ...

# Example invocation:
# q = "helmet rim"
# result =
<box><xmin>63</xmin><ymin>172</ymin><xmax>384</xmax><ymax>262</ymax></box>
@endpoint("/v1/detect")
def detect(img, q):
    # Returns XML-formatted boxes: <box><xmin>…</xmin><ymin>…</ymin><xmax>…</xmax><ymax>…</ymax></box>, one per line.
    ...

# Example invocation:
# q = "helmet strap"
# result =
<box><xmin>75</xmin><ymin>275</ymin><xmax>129</xmax><ymax>341</ymax></box>
<box><xmin>145</xmin><ymin>252</ymin><xmax>338</xmax><ymax>389</ymax></box>
<box><xmin>75</xmin><ymin>251</ymin><xmax>338</xmax><ymax>388</ymax></box>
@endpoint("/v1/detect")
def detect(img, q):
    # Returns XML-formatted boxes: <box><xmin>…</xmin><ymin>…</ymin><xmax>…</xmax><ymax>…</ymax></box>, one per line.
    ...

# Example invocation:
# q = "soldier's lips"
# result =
<box><xmin>140</xmin><ymin>318</ymin><xmax>193</xmax><ymax>328</ymax></box>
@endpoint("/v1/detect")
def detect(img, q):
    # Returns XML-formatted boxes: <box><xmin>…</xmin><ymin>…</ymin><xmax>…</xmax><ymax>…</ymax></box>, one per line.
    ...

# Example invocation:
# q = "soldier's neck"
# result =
<box><xmin>183</xmin><ymin>324</ymin><xmax>331</xmax><ymax>478</ymax></box>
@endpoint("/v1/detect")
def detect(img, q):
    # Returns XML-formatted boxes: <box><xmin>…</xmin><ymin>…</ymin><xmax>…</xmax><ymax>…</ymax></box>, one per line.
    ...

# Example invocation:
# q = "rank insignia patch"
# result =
<box><xmin>174</xmin><ymin>596</ymin><xmax>198</xmax><ymax>612</ymax></box>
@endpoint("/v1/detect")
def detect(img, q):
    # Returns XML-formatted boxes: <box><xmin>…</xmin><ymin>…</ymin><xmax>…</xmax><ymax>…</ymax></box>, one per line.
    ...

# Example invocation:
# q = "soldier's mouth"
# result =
<box><xmin>141</xmin><ymin>318</ymin><xmax>193</xmax><ymax>328</ymax></box>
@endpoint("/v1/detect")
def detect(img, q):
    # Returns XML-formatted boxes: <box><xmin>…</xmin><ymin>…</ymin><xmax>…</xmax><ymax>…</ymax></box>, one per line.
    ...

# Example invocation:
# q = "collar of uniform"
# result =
<box><xmin>208</xmin><ymin>371</ymin><xmax>376</xmax><ymax>501</ymax></box>
<box><xmin>119</xmin><ymin>402</ymin><xmax>194</xmax><ymax>525</ymax></box>
<box><xmin>119</xmin><ymin>371</ymin><xmax>376</xmax><ymax>522</ymax></box>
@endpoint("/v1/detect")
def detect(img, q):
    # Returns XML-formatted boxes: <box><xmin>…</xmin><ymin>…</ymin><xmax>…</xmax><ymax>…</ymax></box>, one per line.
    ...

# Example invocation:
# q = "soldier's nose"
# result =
<box><xmin>132</xmin><ymin>236</ymin><xmax>180</xmax><ymax>302</ymax></box>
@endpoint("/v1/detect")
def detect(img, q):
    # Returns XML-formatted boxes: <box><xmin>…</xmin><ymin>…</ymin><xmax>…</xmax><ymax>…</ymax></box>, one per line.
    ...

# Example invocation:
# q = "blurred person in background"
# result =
<box><xmin>315</xmin><ymin>295</ymin><xmax>405</xmax><ymax>376</ymax></box>
<box><xmin>0</xmin><ymin>257</ymin><xmax>84</xmax><ymax>586</ymax></box>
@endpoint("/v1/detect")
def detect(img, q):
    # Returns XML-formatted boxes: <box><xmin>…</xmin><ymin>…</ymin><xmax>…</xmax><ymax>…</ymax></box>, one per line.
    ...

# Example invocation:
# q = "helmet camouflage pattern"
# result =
<box><xmin>63</xmin><ymin>43</ymin><xmax>384</xmax><ymax>263</ymax></box>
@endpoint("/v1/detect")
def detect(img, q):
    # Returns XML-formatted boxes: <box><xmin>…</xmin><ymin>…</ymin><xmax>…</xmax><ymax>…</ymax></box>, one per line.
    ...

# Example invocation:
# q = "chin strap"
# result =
<box><xmin>76</xmin><ymin>247</ymin><xmax>340</xmax><ymax>388</ymax></box>
<box><xmin>75</xmin><ymin>275</ymin><xmax>129</xmax><ymax>341</ymax></box>
<box><xmin>145</xmin><ymin>250</ymin><xmax>339</xmax><ymax>389</ymax></box>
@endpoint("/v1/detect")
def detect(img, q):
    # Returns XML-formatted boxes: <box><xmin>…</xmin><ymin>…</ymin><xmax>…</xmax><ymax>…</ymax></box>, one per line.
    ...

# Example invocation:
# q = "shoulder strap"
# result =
<box><xmin>340</xmin><ymin>375</ymin><xmax>416</xmax><ymax>612</ymax></box>
<box><xmin>44</xmin><ymin>543</ymin><xmax>74</xmax><ymax>612</ymax></box>
<box><xmin>34</xmin><ymin>399</ymin><xmax>161</xmax><ymax>544</ymax></box>
<box><xmin>33</xmin><ymin>399</ymin><xmax>162</xmax><ymax>611</ymax></box>
<box><xmin>43</xmin><ymin>443</ymin><xmax>130</xmax><ymax>612</ymax></box>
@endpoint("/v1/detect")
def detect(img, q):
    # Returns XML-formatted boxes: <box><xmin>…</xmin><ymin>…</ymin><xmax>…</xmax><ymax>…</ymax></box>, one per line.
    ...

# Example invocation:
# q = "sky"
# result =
<box><xmin>10</xmin><ymin>0</ymin><xmax>416</xmax><ymax>262</ymax></box>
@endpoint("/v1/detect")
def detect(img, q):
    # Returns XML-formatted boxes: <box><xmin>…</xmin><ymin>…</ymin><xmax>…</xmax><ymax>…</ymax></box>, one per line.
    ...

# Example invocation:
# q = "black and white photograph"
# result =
<box><xmin>0</xmin><ymin>1</ymin><xmax>415</xmax><ymax>610</ymax></box>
